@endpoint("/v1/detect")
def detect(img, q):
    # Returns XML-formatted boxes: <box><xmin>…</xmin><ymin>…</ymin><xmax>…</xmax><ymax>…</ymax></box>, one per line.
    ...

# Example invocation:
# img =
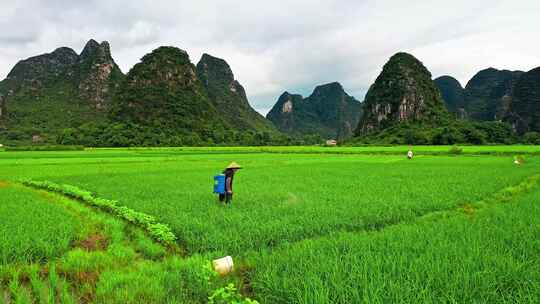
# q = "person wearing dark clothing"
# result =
<box><xmin>219</xmin><ymin>162</ymin><xmax>241</xmax><ymax>204</ymax></box>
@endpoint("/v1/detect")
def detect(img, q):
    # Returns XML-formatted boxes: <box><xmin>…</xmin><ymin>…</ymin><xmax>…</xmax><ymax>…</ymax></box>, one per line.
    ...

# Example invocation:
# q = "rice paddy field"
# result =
<box><xmin>1</xmin><ymin>146</ymin><xmax>540</xmax><ymax>303</ymax></box>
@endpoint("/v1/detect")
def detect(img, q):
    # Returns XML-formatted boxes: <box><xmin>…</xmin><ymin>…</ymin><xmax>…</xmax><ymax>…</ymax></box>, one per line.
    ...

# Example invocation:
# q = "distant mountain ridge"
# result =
<box><xmin>0</xmin><ymin>41</ymin><xmax>279</xmax><ymax>145</ymax></box>
<box><xmin>266</xmin><ymin>82</ymin><xmax>362</xmax><ymax>139</ymax></box>
<box><xmin>436</xmin><ymin>67</ymin><xmax>540</xmax><ymax>135</ymax></box>
<box><xmin>1</xmin><ymin>39</ymin><xmax>540</xmax><ymax>146</ymax></box>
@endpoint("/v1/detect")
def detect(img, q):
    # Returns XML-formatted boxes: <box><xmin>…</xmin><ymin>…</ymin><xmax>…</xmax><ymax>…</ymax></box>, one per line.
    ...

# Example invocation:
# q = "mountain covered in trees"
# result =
<box><xmin>1</xmin><ymin>39</ymin><xmax>540</xmax><ymax>147</ymax></box>
<box><xmin>351</xmin><ymin>53</ymin><xmax>517</xmax><ymax>145</ymax></box>
<box><xmin>434</xmin><ymin>76</ymin><xmax>465</xmax><ymax>117</ymax></box>
<box><xmin>462</xmin><ymin>68</ymin><xmax>523</xmax><ymax>121</ymax></box>
<box><xmin>0</xmin><ymin>41</ymin><xmax>287</xmax><ymax>146</ymax></box>
<box><xmin>356</xmin><ymin>52</ymin><xmax>448</xmax><ymax>135</ymax></box>
<box><xmin>0</xmin><ymin>40</ymin><xmax>124</xmax><ymax>142</ymax></box>
<box><xmin>109</xmin><ymin>47</ymin><xmax>227</xmax><ymax>140</ymax></box>
<box><xmin>435</xmin><ymin>67</ymin><xmax>540</xmax><ymax>139</ymax></box>
<box><xmin>505</xmin><ymin>67</ymin><xmax>540</xmax><ymax>135</ymax></box>
<box><xmin>266</xmin><ymin>82</ymin><xmax>362</xmax><ymax>139</ymax></box>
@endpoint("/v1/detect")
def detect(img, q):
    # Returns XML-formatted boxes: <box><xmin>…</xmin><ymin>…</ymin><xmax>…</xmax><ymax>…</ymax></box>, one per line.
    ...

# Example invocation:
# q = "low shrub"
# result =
<box><xmin>448</xmin><ymin>145</ymin><xmax>463</xmax><ymax>155</ymax></box>
<box><xmin>209</xmin><ymin>283</ymin><xmax>259</xmax><ymax>304</ymax></box>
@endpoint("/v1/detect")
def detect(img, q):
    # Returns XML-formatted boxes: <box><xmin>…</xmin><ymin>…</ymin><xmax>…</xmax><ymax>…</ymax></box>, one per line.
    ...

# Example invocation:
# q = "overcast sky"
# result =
<box><xmin>1</xmin><ymin>0</ymin><xmax>539</xmax><ymax>115</ymax></box>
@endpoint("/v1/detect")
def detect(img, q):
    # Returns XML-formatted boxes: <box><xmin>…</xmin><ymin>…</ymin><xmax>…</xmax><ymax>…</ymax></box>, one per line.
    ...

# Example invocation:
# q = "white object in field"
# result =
<box><xmin>514</xmin><ymin>160</ymin><xmax>521</xmax><ymax>165</ymax></box>
<box><xmin>213</xmin><ymin>256</ymin><xmax>234</xmax><ymax>276</ymax></box>
<box><xmin>407</xmin><ymin>150</ymin><xmax>413</xmax><ymax>159</ymax></box>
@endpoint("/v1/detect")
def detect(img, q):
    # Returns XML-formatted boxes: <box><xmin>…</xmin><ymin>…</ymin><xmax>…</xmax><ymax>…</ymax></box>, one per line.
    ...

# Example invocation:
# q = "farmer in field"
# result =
<box><xmin>220</xmin><ymin>162</ymin><xmax>241</xmax><ymax>204</ymax></box>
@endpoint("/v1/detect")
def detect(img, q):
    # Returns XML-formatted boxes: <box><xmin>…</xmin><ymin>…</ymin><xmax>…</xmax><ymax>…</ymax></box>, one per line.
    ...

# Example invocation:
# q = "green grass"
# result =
<box><xmin>248</xmin><ymin>180</ymin><xmax>540</xmax><ymax>303</ymax></box>
<box><xmin>0</xmin><ymin>183</ymin><xmax>77</xmax><ymax>264</ymax></box>
<box><xmin>0</xmin><ymin>147</ymin><xmax>539</xmax><ymax>302</ymax></box>
<box><xmin>0</xmin><ymin>184</ymin><xmax>240</xmax><ymax>304</ymax></box>
<box><xmin>2</xmin><ymin>152</ymin><xmax>537</xmax><ymax>256</ymax></box>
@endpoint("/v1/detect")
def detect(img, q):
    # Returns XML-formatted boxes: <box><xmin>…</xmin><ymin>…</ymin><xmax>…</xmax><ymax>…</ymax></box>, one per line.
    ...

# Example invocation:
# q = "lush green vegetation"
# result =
<box><xmin>0</xmin><ymin>179</ymin><xmax>254</xmax><ymax>303</ymax></box>
<box><xmin>0</xmin><ymin>183</ymin><xmax>77</xmax><ymax>264</ymax></box>
<box><xmin>23</xmin><ymin>180</ymin><xmax>176</xmax><ymax>245</ymax></box>
<box><xmin>54</xmin><ymin>122</ymin><xmax>314</xmax><ymax>147</ymax></box>
<box><xmin>350</xmin><ymin>120</ymin><xmax>518</xmax><ymax>145</ymax></box>
<box><xmin>249</xmin><ymin>178</ymin><xmax>540</xmax><ymax>303</ymax></box>
<box><xmin>1</xmin><ymin>147</ymin><xmax>539</xmax><ymax>302</ymax></box>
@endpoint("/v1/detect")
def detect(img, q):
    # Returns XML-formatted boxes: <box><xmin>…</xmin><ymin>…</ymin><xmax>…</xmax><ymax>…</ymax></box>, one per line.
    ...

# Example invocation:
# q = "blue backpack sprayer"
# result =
<box><xmin>213</xmin><ymin>174</ymin><xmax>226</xmax><ymax>194</ymax></box>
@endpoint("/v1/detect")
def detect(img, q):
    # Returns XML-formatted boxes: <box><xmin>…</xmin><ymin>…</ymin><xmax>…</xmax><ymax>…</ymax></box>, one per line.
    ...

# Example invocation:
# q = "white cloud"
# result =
<box><xmin>0</xmin><ymin>0</ymin><xmax>539</xmax><ymax>114</ymax></box>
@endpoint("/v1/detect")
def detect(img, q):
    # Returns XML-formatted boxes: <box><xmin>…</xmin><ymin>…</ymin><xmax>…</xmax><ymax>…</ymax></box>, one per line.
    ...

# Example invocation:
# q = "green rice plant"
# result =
<box><xmin>28</xmin><ymin>265</ymin><xmax>49</xmax><ymax>304</ymax></box>
<box><xmin>8</xmin><ymin>271</ymin><xmax>33</xmax><ymax>304</ymax></box>
<box><xmin>248</xmin><ymin>186</ymin><xmax>540</xmax><ymax>303</ymax></box>
<box><xmin>0</xmin><ymin>185</ymin><xmax>77</xmax><ymax>264</ymax></box>
<box><xmin>1</xmin><ymin>147</ymin><xmax>540</xmax><ymax>302</ymax></box>
<box><xmin>58</xmin><ymin>279</ymin><xmax>75</xmax><ymax>304</ymax></box>
<box><xmin>7</xmin><ymin>151</ymin><xmax>540</xmax><ymax>257</ymax></box>
<box><xmin>47</xmin><ymin>263</ymin><xmax>58</xmax><ymax>304</ymax></box>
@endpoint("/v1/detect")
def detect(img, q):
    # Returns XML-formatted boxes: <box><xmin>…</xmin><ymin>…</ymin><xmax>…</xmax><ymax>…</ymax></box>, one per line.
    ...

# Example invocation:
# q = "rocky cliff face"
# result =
<box><xmin>505</xmin><ymin>67</ymin><xmax>540</xmax><ymax>134</ymax></box>
<box><xmin>0</xmin><ymin>93</ymin><xmax>6</xmax><ymax>121</ymax></box>
<box><xmin>434</xmin><ymin>76</ymin><xmax>465</xmax><ymax>116</ymax></box>
<box><xmin>77</xmin><ymin>40</ymin><xmax>124</xmax><ymax>109</ymax></box>
<box><xmin>463</xmin><ymin>68</ymin><xmax>523</xmax><ymax>121</ymax></box>
<box><xmin>1</xmin><ymin>40</ymin><xmax>123</xmax><ymax>108</ymax></box>
<box><xmin>356</xmin><ymin>52</ymin><xmax>448</xmax><ymax>134</ymax></box>
<box><xmin>196</xmin><ymin>53</ymin><xmax>275</xmax><ymax>132</ymax></box>
<box><xmin>110</xmin><ymin>47</ymin><xmax>226</xmax><ymax>133</ymax></box>
<box><xmin>267</xmin><ymin>82</ymin><xmax>362</xmax><ymax>139</ymax></box>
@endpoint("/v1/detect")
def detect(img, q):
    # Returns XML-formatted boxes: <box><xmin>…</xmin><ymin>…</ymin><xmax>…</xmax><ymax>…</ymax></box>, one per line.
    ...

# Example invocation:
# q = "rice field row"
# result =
<box><xmin>0</xmin><ymin>183</ymin><xmax>77</xmax><ymax>265</ymax></box>
<box><xmin>3</xmin><ymin>153</ymin><xmax>538</xmax><ymax>255</ymax></box>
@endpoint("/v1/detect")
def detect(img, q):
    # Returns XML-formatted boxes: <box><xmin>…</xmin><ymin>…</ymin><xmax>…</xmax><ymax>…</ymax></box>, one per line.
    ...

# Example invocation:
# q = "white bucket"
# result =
<box><xmin>213</xmin><ymin>256</ymin><xmax>234</xmax><ymax>276</ymax></box>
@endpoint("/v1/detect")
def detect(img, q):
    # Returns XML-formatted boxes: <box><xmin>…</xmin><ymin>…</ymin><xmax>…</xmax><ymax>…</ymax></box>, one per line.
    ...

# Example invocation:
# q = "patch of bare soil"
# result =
<box><xmin>77</xmin><ymin>234</ymin><xmax>109</xmax><ymax>251</ymax></box>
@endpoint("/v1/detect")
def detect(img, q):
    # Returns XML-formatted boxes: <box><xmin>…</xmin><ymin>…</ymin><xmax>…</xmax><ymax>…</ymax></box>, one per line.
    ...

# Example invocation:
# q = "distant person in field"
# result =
<box><xmin>407</xmin><ymin>149</ymin><xmax>413</xmax><ymax>159</ymax></box>
<box><xmin>220</xmin><ymin>162</ymin><xmax>241</xmax><ymax>204</ymax></box>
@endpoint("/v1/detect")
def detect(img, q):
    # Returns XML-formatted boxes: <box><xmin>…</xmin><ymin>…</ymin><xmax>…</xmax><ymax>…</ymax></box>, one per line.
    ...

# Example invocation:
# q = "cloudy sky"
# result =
<box><xmin>1</xmin><ymin>0</ymin><xmax>539</xmax><ymax>115</ymax></box>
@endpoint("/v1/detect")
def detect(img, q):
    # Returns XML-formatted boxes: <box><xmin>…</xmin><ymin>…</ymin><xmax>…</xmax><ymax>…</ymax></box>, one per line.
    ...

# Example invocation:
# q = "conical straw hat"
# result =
<box><xmin>226</xmin><ymin>162</ymin><xmax>242</xmax><ymax>169</ymax></box>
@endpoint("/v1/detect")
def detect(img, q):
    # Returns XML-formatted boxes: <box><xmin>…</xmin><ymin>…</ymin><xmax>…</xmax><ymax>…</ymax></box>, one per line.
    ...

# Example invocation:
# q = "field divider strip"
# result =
<box><xmin>21</xmin><ymin>180</ymin><xmax>177</xmax><ymax>246</ymax></box>
<box><xmin>132</xmin><ymin>147</ymin><xmax>540</xmax><ymax>156</ymax></box>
